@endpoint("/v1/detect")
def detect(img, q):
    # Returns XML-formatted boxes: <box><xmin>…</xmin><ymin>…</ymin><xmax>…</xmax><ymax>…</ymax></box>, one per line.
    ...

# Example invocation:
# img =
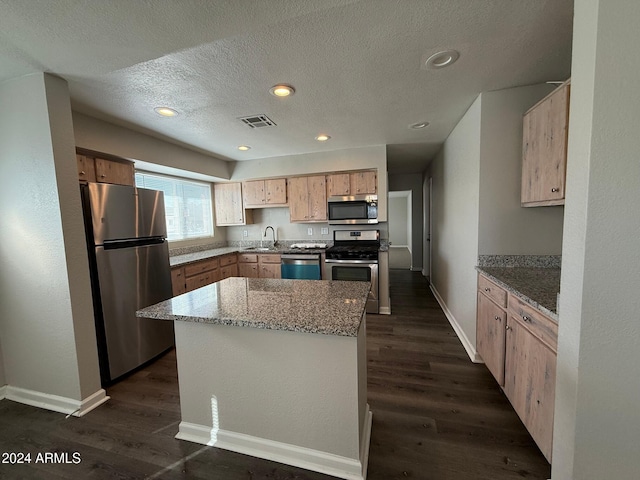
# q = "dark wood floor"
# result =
<box><xmin>0</xmin><ymin>271</ymin><xmax>550</xmax><ymax>479</ymax></box>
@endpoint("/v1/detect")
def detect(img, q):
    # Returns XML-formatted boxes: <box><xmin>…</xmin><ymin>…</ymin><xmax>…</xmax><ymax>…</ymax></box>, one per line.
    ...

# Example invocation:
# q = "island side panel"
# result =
<box><xmin>173</xmin><ymin>320</ymin><xmax>363</xmax><ymax>461</ymax></box>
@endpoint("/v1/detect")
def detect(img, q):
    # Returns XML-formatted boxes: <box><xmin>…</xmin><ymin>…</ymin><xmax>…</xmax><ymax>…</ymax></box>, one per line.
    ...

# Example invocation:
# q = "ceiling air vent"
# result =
<box><xmin>238</xmin><ymin>114</ymin><xmax>277</xmax><ymax>128</ymax></box>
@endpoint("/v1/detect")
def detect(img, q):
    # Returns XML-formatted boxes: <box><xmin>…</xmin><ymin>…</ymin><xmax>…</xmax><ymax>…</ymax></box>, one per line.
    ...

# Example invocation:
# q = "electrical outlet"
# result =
<box><xmin>321</xmin><ymin>227</ymin><xmax>329</xmax><ymax>235</ymax></box>
<box><xmin>243</xmin><ymin>230</ymin><xmax>248</xmax><ymax>237</ymax></box>
<box><xmin>307</xmin><ymin>227</ymin><xmax>313</xmax><ymax>236</ymax></box>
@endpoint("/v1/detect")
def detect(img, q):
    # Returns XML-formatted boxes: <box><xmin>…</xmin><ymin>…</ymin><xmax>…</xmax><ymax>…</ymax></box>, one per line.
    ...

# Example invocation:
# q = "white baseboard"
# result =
<box><xmin>389</xmin><ymin>245</ymin><xmax>409</xmax><ymax>249</ymax></box>
<box><xmin>430</xmin><ymin>285</ymin><xmax>483</xmax><ymax>363</ymax></box>
<box><xmin>0</xmin><ymin>385</ymin><xmax>6</xmax><ymax>401</ymax></box>
<box><xmin>378</xmin><ymin>304</ymin><xmax>391</xmax><ymax>315</ymax></box>
<box><xmin>4</xmin><ymin>386</ymin><xmax>109</xmax><ymax>417</ymax></box>
<box><xmin>177</xmin><ymin>405</ymin><xmax>372</xmax><ymax>480</ymax></box>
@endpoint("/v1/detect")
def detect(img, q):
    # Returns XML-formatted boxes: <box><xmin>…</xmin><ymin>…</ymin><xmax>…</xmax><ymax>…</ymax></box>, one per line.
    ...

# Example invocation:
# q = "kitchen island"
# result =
<box><xmin>137</xmin><ymin>277</ymin><xmax>372</xmax><ymax>480</ymax></box>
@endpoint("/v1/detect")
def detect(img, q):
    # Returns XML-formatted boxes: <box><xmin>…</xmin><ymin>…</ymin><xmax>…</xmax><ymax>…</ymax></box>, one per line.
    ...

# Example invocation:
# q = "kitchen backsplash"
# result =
<box><xmin>477</xmin><ymin>255</ymin><xmax>561</xmax><ymax>268</ymax></box>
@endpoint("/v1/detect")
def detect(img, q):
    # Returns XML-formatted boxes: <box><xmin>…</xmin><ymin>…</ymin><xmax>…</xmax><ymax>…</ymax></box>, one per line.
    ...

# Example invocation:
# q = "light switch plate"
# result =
<box><xmin>307</xmin><ymin>227</ymin><xmax>313</xmax><ymax>236</ymax></box>
<box><xmin>243</xmin><ymin>230</ymin><xmax>248</xmax><ymax>237</ymax></box>
<box><xmin>321</xmin><ymin>227</ymin><xmax>329</xmax><ymax>235</ymax></box>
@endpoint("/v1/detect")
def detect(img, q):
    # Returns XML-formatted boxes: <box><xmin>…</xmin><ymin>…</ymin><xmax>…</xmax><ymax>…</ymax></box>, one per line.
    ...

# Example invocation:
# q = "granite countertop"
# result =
<box><xmin>476</xmin><ymin>266</ymin><xmax>561</xmax><ymax>321</ymax></box>
<box><xmin>137</xmin><ymin>277</ymin><xmax>370</xmax><ymax>337</ymax></box>
<box><xmin>169</xmin><ymin>247</ymin><xmax>242</xmax><ymax>267</ymax></box>
<box><xmin>170</xmin><ymin>246</ymin><xmax>330</xmax><ymax>267</ymax></box>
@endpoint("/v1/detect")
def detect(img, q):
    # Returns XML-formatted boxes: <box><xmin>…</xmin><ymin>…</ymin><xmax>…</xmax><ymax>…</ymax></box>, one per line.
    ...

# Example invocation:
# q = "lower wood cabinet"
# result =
<box><xmin>258</xmin><ymin>253</ymin><xmax>281</xmax><ymax>279</ymax></box>
<box><xmin>476</xmin><ymin>289</ymin><xmax>506</xmax><ymax>386</ymax></box>
<box><xmin>504</xmin><ymin>314</ymin><xmax>557</xmax><ymax>462</ymax></box>
<box><xmin>171</xmin><ymin>267</ymin><xmax>187</xmax><ymax>296</ymax></box>
<box><xmin>476</xmin><ymin>272</ymin><xmax>557</xmax><ymax>463</ymax></box>
<box><xmin>172</xmin><ymin>253</ymin><xmax>239</xmax><ymax>295</ymax></box>
<box><xmin>238</xmin><ymin>253</ymin><xmax>281</xmax><ymax>278</ymax></box>
<box><xmin>218</xmin><ymin>253</ymin><xmax>238</xmax><ymax>279</ymax></box>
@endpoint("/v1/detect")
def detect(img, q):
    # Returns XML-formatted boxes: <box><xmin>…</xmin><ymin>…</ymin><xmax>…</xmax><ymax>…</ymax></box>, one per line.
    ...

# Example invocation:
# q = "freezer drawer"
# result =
<box><xmin>95</xmin><ymin>241</ymin><xmax>174</xmax><ymax>382</ymax></box>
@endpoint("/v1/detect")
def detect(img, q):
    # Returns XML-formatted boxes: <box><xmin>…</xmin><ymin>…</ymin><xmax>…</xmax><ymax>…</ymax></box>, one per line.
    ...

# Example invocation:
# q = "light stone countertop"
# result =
<box><xmin>476</xmin><ymin>266</ymin><xmax>560</xmax><ymax>321</ymax></box>
<box><xmin>169</xmin><ymin>247</ymin><xmax>241</xmax><ymax>267</ymax></box>
<box><xmin>137</xmin><ymin>277</ymin><xmax>371</xmax><ymax>337</ymax></box>
<box><xmin>169</xmin><ymin>246</ymin><xmax>330</xmax><ymax>268</ymax></box>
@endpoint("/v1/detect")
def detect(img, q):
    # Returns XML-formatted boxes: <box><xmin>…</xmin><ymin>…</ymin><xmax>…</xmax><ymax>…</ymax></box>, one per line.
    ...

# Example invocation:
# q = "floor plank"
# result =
<box><xmin>0</xmin><ymin>270</ymin><xmax>550</xmax><ymax>479</ymax></box>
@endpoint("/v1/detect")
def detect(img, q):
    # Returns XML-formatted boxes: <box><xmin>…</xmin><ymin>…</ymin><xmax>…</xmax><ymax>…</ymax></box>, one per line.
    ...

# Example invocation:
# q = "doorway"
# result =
<box><xmin>388</xmin><ymin>190</ymin><xmax>412</xmax><ymax>269</ymax></box>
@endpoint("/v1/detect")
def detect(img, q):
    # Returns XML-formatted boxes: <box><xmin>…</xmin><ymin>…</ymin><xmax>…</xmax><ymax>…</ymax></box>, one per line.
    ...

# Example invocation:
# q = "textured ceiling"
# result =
<box><xmin>0</xmin><ymin>0</ymin><xmax>573</xmax><ymax>174</ymax></box>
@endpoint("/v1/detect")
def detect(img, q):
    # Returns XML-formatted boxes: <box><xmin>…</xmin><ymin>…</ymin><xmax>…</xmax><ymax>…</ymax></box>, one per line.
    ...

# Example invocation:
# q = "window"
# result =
<box><xmin>135</xmin><ymin>171</ymin><xmax>213</xmax><ymax>241</ymax></box>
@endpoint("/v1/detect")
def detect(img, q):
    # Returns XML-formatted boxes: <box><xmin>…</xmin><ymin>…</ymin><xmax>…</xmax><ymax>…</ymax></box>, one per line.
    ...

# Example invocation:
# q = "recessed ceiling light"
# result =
<box><xmin>154</xmin><ymin>107</ymin><xmax>179</xmax><ymax>117</ymax></box>
<box><xmin>269</xmin><ymin>84</ymin><xmax>295</xmax><ymax>97</ymax></box>
<box><xmin>410</xmin><ymin>122</ymin><xmax>430</xmax><ymax>129</ymax></box>
<box><xmin>315</xmin><ymin>134</ymin><xmax>331</xmax><ymax>142</ymax></box>
<box><xmin>237</xmin><ymin>145</ymin><xmax>251</xmax><ymax>151</ymax></box>
<box><xmin>424</xmin><ymin>50</ymin><xmax>460</xmax><ymax>69</ymax></box>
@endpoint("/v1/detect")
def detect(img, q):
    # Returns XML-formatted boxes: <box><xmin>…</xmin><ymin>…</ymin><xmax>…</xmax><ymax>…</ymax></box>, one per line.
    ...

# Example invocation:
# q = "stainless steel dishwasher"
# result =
<box><xmin>280</xmin><ymin>253</ymin><xmax>322</xmax><ymax>280</ymax></box>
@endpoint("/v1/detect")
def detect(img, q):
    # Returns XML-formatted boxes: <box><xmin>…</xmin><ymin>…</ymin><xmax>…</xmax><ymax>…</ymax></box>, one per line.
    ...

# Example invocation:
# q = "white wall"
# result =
<box><xmin>0</xmin><ymin>74</ymin><xmax>102</xmax><ymax>404</ymax></box>
<box><xmin>478</xmin><ymin>86</ymin><xmax>565</xmax><ymax>254</ymax></box>
<box><xmin>388</xmin><ymin>194</ymin><xmax>409</xmax><ymax>246</ymax></box>
<box><xmin>389</xmin><ymin>173</ymin><xmax>425</xmax><ymax>269</ymax></box>
<box><xmin>429</xmin><ymin>96</ymin><xmax>482</xmax><ymax>357</ymax></box>
<box><xmin>73</xmin><ymin>112</ymin><xmax>231</xmax><ymax>180</ymax></box>
<box><xmin>552</xmin><ymin>0</ymin><xmax>640</xmax><ymax>478</ymax></box>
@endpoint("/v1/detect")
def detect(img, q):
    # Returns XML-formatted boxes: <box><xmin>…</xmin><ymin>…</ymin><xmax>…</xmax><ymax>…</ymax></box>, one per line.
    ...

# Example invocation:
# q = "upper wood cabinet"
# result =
<box><xmin>214</xmin><ymin>182</ymin><xmax>252</xmax><ymax>226</ymax></box>
<box><xmin>350</xmin><ymin>171</ymin><xmax>377</xmax><ymax>195</ymax></box>
<box><xmin>288</xmin><ymin>175</ymin><xmax>327</xmax><ymax>222</ymax></box>
<box><xmin>521</xmin><ymin>79</ymin><xmax>570</xmax><ymax>207</ymax></box>
<box><xmin>326</xmin><ymin>173</ymin><xmax>351</xmax><ymax>196</ymax></box>
<box><xmin>94</xmin><ymin>157</ymin><xmax>135</xmax><ymax>186</ymax></box>
<box><xmin>76</xmin><ymin>153</ymin><xmax>134</xmax><ymax>186</ymax></box>
<box><xmin>243</xmin><ymin>178</ymin><xmax>287</xmax><ymax>208</ymax></box>
<box><xmin>76</xmin><ymin>154</ymin><xmax>97</xmax><ymax>183</ymax></box>
<box><xmin>327</xmin><ymin>170</ymin><xmax>377</xmax><ymax>197</ymax></box>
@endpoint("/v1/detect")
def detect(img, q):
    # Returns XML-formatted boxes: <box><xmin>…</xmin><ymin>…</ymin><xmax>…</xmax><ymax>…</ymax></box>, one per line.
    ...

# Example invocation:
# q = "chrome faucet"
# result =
<box><xmin>264</xmin><ymin>225</ymin><xmax>277</xmax><ymax>247</ymax></box>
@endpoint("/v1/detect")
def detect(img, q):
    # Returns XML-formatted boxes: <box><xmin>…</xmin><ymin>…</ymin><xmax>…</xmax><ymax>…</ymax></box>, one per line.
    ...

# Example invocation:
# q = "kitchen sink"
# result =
<box><xmin>243</xmin><ymin>247</ymin><xmax>278</xmax><ymax>251</ymax></box>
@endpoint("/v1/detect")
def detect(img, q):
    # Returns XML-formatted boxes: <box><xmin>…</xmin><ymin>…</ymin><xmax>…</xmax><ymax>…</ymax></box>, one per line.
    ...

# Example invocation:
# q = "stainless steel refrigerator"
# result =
<box><xmin>81</xmin><ymin>182</ymin><xmax>174</xmax><ymax>385</ymax></box>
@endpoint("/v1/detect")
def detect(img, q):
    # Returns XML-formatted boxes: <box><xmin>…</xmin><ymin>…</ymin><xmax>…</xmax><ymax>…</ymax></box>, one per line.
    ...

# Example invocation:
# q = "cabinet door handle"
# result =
<box><xmin>551</xmin><ymin>187</ymin><xmax>559</xmax><ymax>192</ymax></box>
<box><xmin>522</xmin><ymin>315</ymin><xmax>531</xmax><ymax>322</ymax></box>
<box><xmin>484</xmin><ymin>288</ymin><xmax>490</xmax><ymax>292</ymax></box>
<box><xmin>80</xmin><ymin>170</ymin><xmax>86</xmax><ymax>175</ymax></box>
<box><xmin>494</xmin><ymin>316</ymin><xmax>501</xmax><ymax>321</ymax></box>
<box><xmin>505</xmin><ymin>325</ymin><xmax>511</xmax><ymax>331</ymax></box>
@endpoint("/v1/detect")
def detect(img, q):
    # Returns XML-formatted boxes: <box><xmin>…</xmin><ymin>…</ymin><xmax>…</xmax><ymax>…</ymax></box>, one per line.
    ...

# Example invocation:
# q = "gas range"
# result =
<box><xmin>325</xmin><ymin>230</ymin><xmax>380</xmax><ymax>261</ymax></box>
<box><xmin>324</xmin><ymin>230</ymin><xmax>380</xmax><ymax>313</ymax></box>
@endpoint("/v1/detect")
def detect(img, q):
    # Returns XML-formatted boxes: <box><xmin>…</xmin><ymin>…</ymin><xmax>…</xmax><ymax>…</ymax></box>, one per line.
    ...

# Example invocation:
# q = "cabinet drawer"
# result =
<box><xmin>219</xmin><ymin>253</ymin><xmax>237</xmax><ymax>267</ymax></box>
<box><xmin>186</xmin><ymin>272</ymin><xmax>213</xmax><ymax>290</ymax></box>
<box><xmin>508</xmin><ymin>295</ymin><xmax>558</xmax><ymax>352</ymax></box>
<box><xmin>478</xmin><ymin>274</ymin><xmax>507</xmax><ymax>308</ymax></box>
<box><xmin>238</xmin><ymin>253</ymin><xmax>258</xmax><ymax>263</ymax></box>
<box><xmin>259</xmin><ymin>254</ymin><xmax>281</xmax><ymax>264</ymax></box>
<box><xmin>184</xmin><ymin>258</ymin><xmax>219</xmax><ymax>277</ymax></box>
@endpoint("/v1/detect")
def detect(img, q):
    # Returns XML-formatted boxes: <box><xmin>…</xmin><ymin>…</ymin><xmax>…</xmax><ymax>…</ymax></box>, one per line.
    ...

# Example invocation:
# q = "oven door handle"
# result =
<box><xmin>324</xmin><ymin>259</ymin><xmax>378</xmax><ymax>265</ymax></box>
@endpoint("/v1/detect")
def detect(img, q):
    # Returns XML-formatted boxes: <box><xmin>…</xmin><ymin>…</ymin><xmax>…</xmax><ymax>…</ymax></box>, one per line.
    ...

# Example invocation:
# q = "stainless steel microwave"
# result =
<box><xmin>327</xmin><ymin>194</ymin><xmax>378</xmax><ymax>225</ymax></box>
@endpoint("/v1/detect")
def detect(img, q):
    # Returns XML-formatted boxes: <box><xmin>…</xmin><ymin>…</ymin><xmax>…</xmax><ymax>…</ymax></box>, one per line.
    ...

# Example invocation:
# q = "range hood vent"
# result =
<box><xmin>238</xmin><ymin>114</ymin><xmax>277</xmax><ymax>128</ymax></box>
